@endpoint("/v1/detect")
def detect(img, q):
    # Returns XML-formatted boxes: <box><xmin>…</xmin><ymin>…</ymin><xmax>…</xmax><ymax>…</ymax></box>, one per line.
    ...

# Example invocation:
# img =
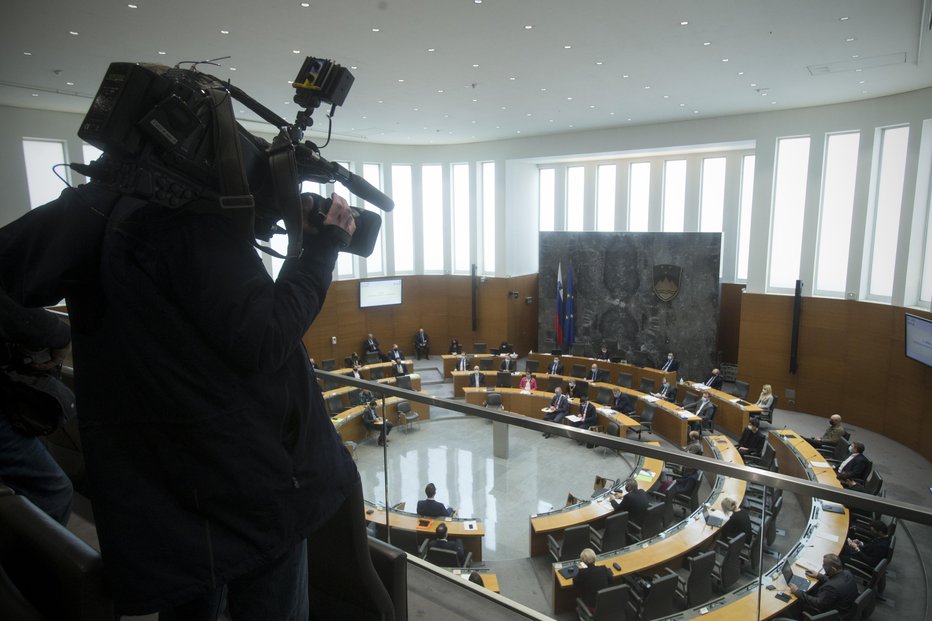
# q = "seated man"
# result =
<box><xmin>392</xmin><ymin>359</ymin><xmax>407</xmax><ymax>376</ymax></box>
<box><xmin>498</xmin><ymin>341</ymin><xmax>513</xmax><ymax>355</ymax></box>
<box><xmin>468</xmin><ymin>365</ymin><xmax>484</xmax><ymax>387</ymax></box>
<box><xmin>387</xmin><ymin>344</ymin><xmax>404</xmax><ymax>362</ymax></box>
<box><xmin>427</xmin><ymin>523</ymin><xmax>466</xmax><ymax>566</ymax></box>
<box><xmin>809</xmin><ymin>414</ymin><xmax>846</xmax><ymax>448</ymax></box>
<box><xmin>595</xmin><ymin>343</ymin><xmax>611</xmax><ymax>361</ymax></box>
<box><xmin>542</xmin><ymin>387</ymin><xmax>569</xmax><ymax>437</ymax></box>
<box><xmin>609</xmin><ymin>478</ymin><xmax>648</xmax><ymax>524</ymax></box>
<box><xmin>455</xmin><ymin>353</ymin><xmax>470</xmax><ymax>372</ymax></box>
<box><xmin>417</xmin><ymin>482</ymin><xmax>454</xmax><ymax>517</ymax></box>
<box><xmin>842</xmin><ymin>519</ymin><xmax>891</xmax><ymax>567</ymax></box>
<box><xmin>363</xmin><ymin>333</ymin><xmax>382</xmax><ymax>357</ymax></box>
<box><xmin>610</xmin><ymin>387</ymin><xmax>635</xmax><ymax>415</ymax></box>
<box><xmin>362</xmin><ymin>401</ymin><xmax>392</xmax><ymax>446</ymax></box>
<box><xmin>659</xmin><ymin>352</ymin><xmax>679</xmax><ymax>372</ymax></box>
<box><xmin>736</xmin><ymin>419</ymin><xmax>765</xmax><ymax>457</ymax></box>
<box><xmin>348</xmin><ymin>362</ymin><xmax>363</xmax><ymax>379</ymax></box>
<box><xmin>547</xmin><ymin>356</ymin><xmax>564</xmax><ymax>375</ymax></box>
<box><xmin>689</xmin><ymin>391</ymin><xmax>716</xmax><ymax>430</ymax></box>
<box><xmin>575</xmin><ymin>548</ymin><xmax>611</xmax><ymax>615</ymax></box>
<box><xmin>585</xmin><ymin>363</ymin><xmax>602</xmax><ymax>383</ymax></box>
<box><xmin>836</xmin><ymin>442</ymin><xmax>870</xmax><ymax>483</ymax></box>
<box><xmin>790</xmin><ymin>554</ymin><xmax>859</xmax><ymax>618</ymax></box>
<box><xmin>702</xmin><ymin>368</ymin><xmax>724</xmax><ymax>390</ymax></box>
<box><xmin>498</xmin><ymin>353</ymin><xmax>518</xmax><ymax>372</ymax></box>
<box><xmin>652</xmin><ymin>376</ymin><xmax>676</xmax><ymax>401</ymax></box>
<box><xmin>414</xmin><ymin>328</ymin><xmax>430</xmax><ymax>360</ymax></box>
<box><xmin>570</xmin><ymin>394</ymin><xmax>598</xmax><ymax>429</ymax></box>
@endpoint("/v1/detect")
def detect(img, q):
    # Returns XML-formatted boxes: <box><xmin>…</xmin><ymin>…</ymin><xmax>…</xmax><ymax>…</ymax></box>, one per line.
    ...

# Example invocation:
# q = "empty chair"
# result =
<box><xmin>738</xmin><ymin>527</ymin><xmax>763</xmax><ymax>575</ymax></box>
<box><xmin>595</xmin><ymin>386</ymin><xmax>614</xmax><ymax>405</ymax></box>
<box><xmin>672</xmin><ymin>471</ymin><xmax>703</xmax><ymax>516</ymax></box>
<box><xmin>572</xmin><ymin>363</ymin><xmax>587</xmax><ymax>378</ymax></box>
<box><xmin>472</xmin><ymin>342</ymin><xmax>487</xmax><ymax>353</ymax></box>
<box><xmin>423</xmin><ymin>544</ymin><xmax>472</xmax><ymax>569</ymax></box>
<box><xmin>343</xmin><ymin>355</ymin><xmax>355</xmax><ymax>367</ymax></box>
<box><xmin>589</xmin><ymin>511</ymin><xmax>628</xmax><ymax>553</ymax></box>
<box><xmin>712</xmin><ymin>533</ymin><xmax>746</xmax><ymax>592</ymax></box>
<box><xmin>483</xmin><ymin>392</ymin><xmax>503</xmax><ymax>409</ymax></box>
<box><xmin>397</xmin><ymin>401</ymin><xmax>419</xmax><ymax>432</ymax></box>
<box><xmin>638</xmin><ymin>377</ymin><xmax>656</xmax><ymax>393</ymax></box>
<box><xmin>525</xmin><ymin>359</ymin><xmax>539</xmax><ymax>374</ymax></box>
<box><xmin>496</xmin><ymin>371</ymin><xmax>512</xmax><ymax>388</ymax></box>
<box><xmin>365</xmin><ymin>352</ymin><xmax>381</xmax><ymax>365</ymax></box>
<box><xmin>864</xmin><ymin>469</ymin><xmax>884</xmax><ymax>496</ymax></box>
<box><xmin>731</xmin><ymin>379</ymin><xmax>750</xmax><ymax>400</ymax></box>
<box><xmin>627</xmin><ymin>568</ymin><xmax>678</xmax><ymax>620</ymax></box>
<box><xmin>627</xmin><ymin>502</ymin><xmax>664</xmax><ymax>542</ymax></box>
<box><xmin>745</xmin><ymin>441</ymin><xmax>776</xmax><ymax>470</ymax></box>
<box><xmin>576</xmin><ymin>583</ymin><xmax>630</xmax><ymax>621</ymax></box>
<box><xmin>321</xmin><ymin>358</ymin><xmax>336</xmax><ymax>371</ymax></box>
<box><xmin>547</xmin><ymin>376</ymin><xmax>564</xmax><ymax>392</ymax></box>
<box><xmin>547</xmin><ymin>524</ymin><xmax>590</xmax><ymax>562</ymax></box>
<box><xmin>369</xmin><ymin>366</ymin><xmax>385</xmax><ymax>380</ymax></box>
<box><xmin>479</xmin><ymin>358</ymin><xmax>495</xmax><ymax>371</ymax></box>
<box><xmin>326</xmin><ymin>395</ymin><xmax>346</xmax><ymax>416</ymax></box>
<box><xmin>616</xmin><ymin>372</ymin><xmax>633</xmax><ymax>388</ymax></box>
<box><xmin>649</xmin><ymin>487</ymin><xmax>675</xmax><ymax>528</ymax></box>
<box><xmin>395</xmin><ymin>374</ymin><xmax>412</xmax><ymax>390</ymax></box>
<box><xmin>675</xmin><ymin>550</ymin><xmax>716</xmax><ymax>609</ymax></box>
<box><xmin>630</xmin><ymin>402</ymin><xmax>655</xmax><ymax>439</ymax></box>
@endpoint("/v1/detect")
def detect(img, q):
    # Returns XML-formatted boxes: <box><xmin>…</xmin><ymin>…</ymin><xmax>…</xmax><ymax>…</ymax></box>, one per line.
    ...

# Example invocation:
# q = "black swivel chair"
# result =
<box><xmin>577</xmin><ymin>584</ymin><xmax>630</xmax><ymax>621</ymax></box>
<box><xmin>589</xmin><ymin>511</ymin><xmax>628</xmax><ymax>552</ymax></box>
<box><xmin>479</xmin><ymin>358</ymin><xmax>495</xmax><ymax>371</ymax></box>
<box><xmin>572</xmin><ymin>363</ymin><xmax>587</xmax><ymax>378</ymax></box>
<box><xmin>321</xmin><ymin>358</ymin><xmax>336</xmax><ymax>371</ymax></box>
<box><xmin>638</xmin><ymin>377</ymin><xmax>656</xmax><ymax>393</ymax></box>
<box><xmin>472</xmin><ymin>343</ymin><xmax>487</xmax><ymax>354</ymax></box>
<box><xmin>711</xmin><ymin>533</ymin><xmax>746</xmax><ymax>592</ymax></box>
<box><xmin>616</xmin><ymin>372</ymin><xmax>633</xmax><ymax>388</ymax></box>
<box><xmin>675</xmin><ymin>550</ymin><xmax>716</xmax><ymax>609</ymax></box>
<box><xmin>524</xmin><ymin>359</ymin><xmax>539</xmax><ymax>374</ymax></box>
<box><xmin>731</xmin><ymin>380</ymin><xmax>750</xmax><ymax>400</ymax></box>
<box><xmin>547</xmin><ymin>524</ymin><xmax>590</xmax><ymax>562</ymax></box>
<box><xmin>627</xmin><ymin>568</ymin><xmax>679</xmax><ymax>620</ymax></box>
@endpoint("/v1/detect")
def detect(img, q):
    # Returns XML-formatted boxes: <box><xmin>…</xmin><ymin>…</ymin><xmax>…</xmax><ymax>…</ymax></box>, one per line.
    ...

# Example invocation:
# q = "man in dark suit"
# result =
<box><xmin>417</xmin><ymin>483</ymin><xmax>454</xmax><ymax>517</ymax></box>
<box><xmin>570</xmin><ymin>394</ymin><xmax>598</xmax><ymax>429</ymax></box>
<box><xmin>566</xmin><ymin>379</ymin><xmax>587</xmax><ymax>399</ymax></box>
<box><xmin>414</xmin><ymin>328</ymin><xmax>430</xmax><ymax>360</ymax></box>
<box><xmin>586</xmin><ymin>363</ymin><xmax>602</xmax><ymax>383</ymax></box>
<box><xmin>499</xmin><ymin>353</ymin><xmax>517</xmax><ymax>372</ymax></box>
<box><xmin>611</xmin><ymin>387</ymin><xmax>635</xmax><ymax>415</ymax></box>
<box><xmin>791</xmin><ymin>554</ymin><xmax>859</xmax><ymax>618</ymax></box>
<box><xmin>703</xmin><ymin>368</ymin><xmax>724</xmax><ymax>391</ymax></box>
<box><xmin>543</xmin><ymin>387</ymin><xmax>569</xmax><ymax>437</ymax></box>
<box><xmin>653</xmin><ymin>376</ymin><xmax>676</xmax><ymax>401</ymax></box>
<box><xmin>468</xmin><ymin>365</ymin><xmax>484</xmax><ymax>388</ymax></box>
<box><xmin>595</xmin><ymin>344</ymin><xmax>611</xmax><ymax>361</ymax></box>
<box><xmin>609</xmin><ymin>479</ymin><xmax>649</xmax><ymax>524</ymax></box>
<box><xmin>659</xmin><ymin>352</ymin><xmax>679</xmax><ymax>372</ymax></box>
<box><xmin>841</xmin><ymin>520</ymin><xmax>890</xmax><ymax>567</ymax></box>
<box><xmin>362</xmin><ymin>401</ymin><xmax>392</xmax><ymax>446</ymax></box>
<box><xmin>548</xmin><ymin>356</ymin><xmax>564</xmax><ymax>375</ymax></box>
<box><xmin>736</xmin><ymin>419</ymin><xmax>765</xmax><ymax>457</ymax></box>
<box><xmin>836</xmin><ymin>442</ymin><xmax>870</xmax><ymax>482</ymax></box>
<box><xmin>690</xmin><ymin>391</ymin><xmax>716</xmax><ymax>425</ymax></box>
<box><xmin>456</xmin><ymin>354</ymin><xmax>469</xmax><ymax>372</ymax></box>
<box><xmin>363</xmin><ymin>333</ymin><xmax>381</xmax><ymax>355</ymax></box>
<box><xmin>387</xmin><ymin>344</ymin><xmax>404</xmax><ymax>363</ymax></box>
<box><xmin>426</xmin><ymin>523</ymin><xmax>466</xmax><ymax>566</ymax></box>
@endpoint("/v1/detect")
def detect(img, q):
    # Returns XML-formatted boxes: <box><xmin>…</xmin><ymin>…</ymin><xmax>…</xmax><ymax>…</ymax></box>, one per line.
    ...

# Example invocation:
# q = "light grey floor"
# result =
<box><xmin>68</xmin><ymin>355</ymin><xmax>932</xmax><ymax>620</ymax></box>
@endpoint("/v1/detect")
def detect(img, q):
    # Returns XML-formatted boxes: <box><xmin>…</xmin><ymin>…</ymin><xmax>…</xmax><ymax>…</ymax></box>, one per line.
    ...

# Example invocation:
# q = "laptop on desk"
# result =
<box><xmin>782</xmin><ymin>560</ymin><xmax>812</xmax><ymax>591</ymax></box>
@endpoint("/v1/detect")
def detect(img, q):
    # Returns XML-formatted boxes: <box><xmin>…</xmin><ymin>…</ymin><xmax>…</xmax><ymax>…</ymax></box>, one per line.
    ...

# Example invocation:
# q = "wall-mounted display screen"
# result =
<box><xmin>360</xmin><ymin>278</ymin><xmax>403</xmax><ymax>308</ymax></box>
<box><xmin>905</xmin><ymin>313</ymin><xmax>932</xmax><ymax>368</ymax></box>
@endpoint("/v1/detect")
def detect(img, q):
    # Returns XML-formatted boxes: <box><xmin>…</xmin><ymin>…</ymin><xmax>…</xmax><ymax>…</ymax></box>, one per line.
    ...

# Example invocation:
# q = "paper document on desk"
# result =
<box><xmin>810</xmin><ymin>460</ymin><xmax>831</xmax><ymax>468</ymax></box>
<box><xmin>598</xmin><ymin>407</ymin><xmax>614</xmax><ymax>414</ymax></box>
<box><xmin>635</xmin><ymin>469</ymin><xmax>654</xmax><ymax>482</ymax></box>
<box><xmin>796</xmin><ymin>557</ymin><xmax>821</xmax><ymax>573</ymax></box>
<box><xmin>463</xmin><ymin>520</ymin><xmax>478</xmax><ymax>531</ymax></box>
<box><xmin>566</xmin><ymin>414</ymin><xmax>582</xmax><ymax>423</ymax></box>
<box><xmin>816</xmin><ymin>532</ymin><xmax>840</xmax><ymax>543</ymax></box>
<box><xmin>520</xmin><ymin>390</ymin><xmax>531</xmax><ymax>394</ymax></box>
<box><xmin>642</xmin><ymin>395</ymin><xmax>659</xmax><ymax>403</ymax></box>
<box><xmin>678</xmin><ymin>410</ymin><xmax>693</xmax><ymax>419</ymax></box>
<box><xmin>695</xmin><ymin>383</ymin><xmax>709</xmax><ymax>391</ymax></box>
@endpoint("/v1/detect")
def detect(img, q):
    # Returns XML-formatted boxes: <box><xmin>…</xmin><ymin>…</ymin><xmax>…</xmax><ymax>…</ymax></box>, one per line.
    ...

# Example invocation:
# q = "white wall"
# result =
<box><xmin>2</xmin><ymin>86</ymin><xmax>931</xmax><ymax>306</ymax></box>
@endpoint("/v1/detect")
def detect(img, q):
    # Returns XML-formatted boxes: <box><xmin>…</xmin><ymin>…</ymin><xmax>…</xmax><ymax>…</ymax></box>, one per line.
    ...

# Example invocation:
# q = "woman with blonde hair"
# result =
<box><xmin>755</xmin><ymin>384</ymin><xmax>774</xmax><ymax>410</ymax></box>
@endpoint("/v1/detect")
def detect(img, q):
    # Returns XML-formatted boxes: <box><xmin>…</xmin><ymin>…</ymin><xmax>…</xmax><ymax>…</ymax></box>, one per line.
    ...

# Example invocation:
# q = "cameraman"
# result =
<box><xmin>0</xmin><ymin>289</ymin><xmax>74</xmax><ymax>525</ymax></box>
<box><xmin>0</xmin><ymin>186</ymin><xmax>391</xmax><ymax>620</ymax></box>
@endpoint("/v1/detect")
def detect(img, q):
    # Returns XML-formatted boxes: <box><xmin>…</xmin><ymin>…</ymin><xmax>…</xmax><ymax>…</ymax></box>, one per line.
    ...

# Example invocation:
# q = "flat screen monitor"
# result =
<box><xmin>905</xmin><ymin>313</ymin><xmax>932</xmax><ymax>368</ymax></box>
<box><xmin>359</xmin><ymin>278</ymin><xmax>402</xmax><ymax>308</ymax></box>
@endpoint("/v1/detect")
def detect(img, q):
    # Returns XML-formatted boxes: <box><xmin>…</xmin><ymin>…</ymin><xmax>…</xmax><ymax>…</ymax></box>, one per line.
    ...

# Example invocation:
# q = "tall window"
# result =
<box><xmin>539</xmin><ymin>168</ymin><xmax>555</xmax><ymax>232</ymax></box>
<box><xmin>480</xmin><ymin>162</ymin><xmax>496</xmax><ymax>273</ymax></box>
<box><xmin>596</xmin><ymin>164</ymin><xmax>616</xmax><ymax>231</ymax></box>
<box><xmin>769</xmin><ymin>137</ymin><xmax>811</xmax><ymax>290</ymax></box>
<box><xmin>22</xmin><ymin>139</ymin><xmax>67</xmax><ymax>209</ymax></box>
<box><xmin>333</xmin><ymin>161</ymin><xmax>355</xmax><ymax>279</ymax></box>
<box><xmin>566</xmin><ymin>166</ymin><xmax>585</xmax><ymax>231</ymax></box>
<box><xmin>452</xmin><ymin>163</ymin><xmax>471</xmax><ymax>273</ymax></box>
<box><xmin>391</xmin><ymin>165</ymin><xmax>414</xmax><ymax>273</ymax></box>
<box><xmin>921</xmin><ymin>186</ymin><xmax>932</xmax><ymax>303</ymax></box>
<box><xmin>699</xmin><ymin>157</ymin><xmax>726</xmax><ymax>232</ymax></box>
<box><xmin>868</xmin><ymin>126</ymin><xmax>910</xmax><ymax>299</ymax></box>
<box><xmin>422</xmin><ymin>165</ymin><xmax>444</xmax><ymax>272</ymax></box>
<box><xmin>815</xmin><ymin>132</ymin><xmax>860</xmax><ymax>295</ymax></box>
<box><xmin>736</xmin><ymin>155</ymin><xmax>755</xmax><ymax>280</ymax></box>
<box><xmin>362</xmin><ymin>164</ymin><xmax>384</xmax><ymax>275</ymax></box>
<box><xmin>662</xmin><ymin>159</ymin><xmax>686</xmax><ymax>232</ymax></box>
<box><xmin>628</xmin><ymin>162</ymin><xmax>651</xmax><ymax>232</ymax></box>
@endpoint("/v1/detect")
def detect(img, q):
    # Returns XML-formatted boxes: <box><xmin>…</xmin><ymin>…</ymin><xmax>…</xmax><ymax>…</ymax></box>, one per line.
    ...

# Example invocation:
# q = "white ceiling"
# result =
<box><xmin>2</xmin><ymin>0</ymin><xmax>931</xmax><ymax>146</ymax></box>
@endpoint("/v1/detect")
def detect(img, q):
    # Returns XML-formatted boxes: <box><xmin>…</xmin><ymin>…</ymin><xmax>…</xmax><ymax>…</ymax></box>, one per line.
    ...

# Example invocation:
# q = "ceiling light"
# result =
<box><xmin>220</xmin><ymin>29</ymin><xmax>229</xmax><ymax>34</ymax></box>
<box><xmin>622</xmin><ymin>74</ymin><xmax>629</xmax><ymax>78</ymax></box>
<box><xmin>427</xmin><ymin>48</ymin><xmax>435</xmax><ymax>52</ymax></box>
<box><xmin>627</xmin><ymin>118</ymin><xmax>632</xmax><ymax>121</ymax></box>
<box><xmin>721</xmin><ymin>58</ymin><xmax>729</xmax><ymax>62</ymax></box>
<box><xmin>229</xmin><ymin>67</ymin><xmax>237</xmax><ymax>71</ymax></box>
<box><xmin>397</xmin><ymin>79</ymin><xmax>404</xmax><ymax>82</ymax></box>
<box><xmin>609</xmin><ymin>112</ymin><xmax>615</xmax><ymax>116</ymax></box>
<box><xmin>300</xmin><ymin>2</ymin><xmax>310</xmax><ymax>6</ymax></box>
<box><xmin>596</xmin><ymin>61</ymin><xmax>603</xmax><ymax>65</ymax></box>
<box><xmin>840</xmin><ymin>16</ymin><xmax>849</xmax><ymax>21</ymax></box>
<box><xmin>680</xmin><ymin>21</ymin><xmax>689</xmax><ymax>26</ymax></box>
<box><xmin>509</xmin><ymin>76</ymin><xmax>516</xmax><ymax>80</ymax></box>
<box><xmin>31</xmin><ymin>93</ymin><xmax>39</xmax><ymax>97</ymax></box>
<box><xmin>643</xmin><ymin>85</ymin><xmax>651</xmax><ymax>89</ymax></box>
<box><xmin>292</xmin><ymin>50</ymin><xmax>301</xmax><ymax>54</ymax></box>
<box><xmin>69</xmin><ymin>31</ymin><xmax>79</xmax><ymax>36</ymax></box>
<box><xmin>566</xmin><ymin>97</ymin><xmax>573</xmax><ymax>100</ymax></box>
<box><xmin>472</xmin><ymin>63</ymin><xmax>479</xmax><ymax>67</ymax></box>
<box><xmin>500</xmin><ymin>106</ymin><xmax>506</xmax><ymax>110</ymax></box>
<box><xmin>679</xmin><ymin>103</ymin><xmax>685</xmax><ymax>107</ymax></box>
<box><xmin>663</xmin><ymin>95</ymin><xmax>669</xmax><ymax>99</ymax></box>
<box><xmin>437</xmin><ymin>89</ymin><xmax>444</xmax><ymax>93</ymax></box>
<box><xmin>737</xmin><ymin>71</ymin><xmax>744</xmax><ymax>76</ymax></box>
<box><xmin>472</xmin><ymin>98</ymin><xmax>477</xmax><ymax>102</ymax></box>
<box><xmin>540</xmin><ymin>87</ymin><xmax>547</xmax><ymax>92</ymax></box>
<box><xmin>157</xmin><ymin>51</ymin><xmax>166</xmax><ymax>55</ymax></box>
<box><xmin>66</xmin><ymin>81</ymin><xmax>74</xmax><ymax>86</ymax></box>
<box><xmin>564</xmin><ymin>45</ymin><xmax>572</xmax><ymax>49</ymax></box>
<box><xmin>771</xmin><ymin>101</ymin><xmax>777</xmax><ymax>104</ymax></box>
<box><xmin>413</xmin><ymin>107</ymin><xmax>419</xmax><ymax>111</ymax></box>
<box><xmin>589</xmin><ymin>105</ymin><xmax>595</xmax><ymax>109</ymax></box>
<box><xmin>855</xmin><ymin>68</ymin><xmax>863</xmax><ymax>72</ymax></box>
<box><xmin>524</xmin><ymin>25</ymin><xmax>532</xmax><ymax>30</ymax></box>
<box><xmin>474</xmin><ymin>0</ymin><xmax>482</xmax><ymax>3</ymax></box>
<box><xmin>372</xmin><ymin>28</ymin><xmax>380</xmax><ymax>32</ymax></box>
<box><xmin>350</xmin><ymin>65</ymin><xmax>357</xmax><ymax>70</ymax></box>
<box><xmin>693</xmin><ymin>110</ymin><xmax>699</xmax><ymax>114</ymax></box>
<box><xmin>127</xmin><ymin>3</ymin><xmax>138</xmax><ymax>7</ymax></box>
<box><xmin>858</xmin><ymin>80</ymin><xmax>865</xmax><ymax>84</ymax></box>
<box><xmin>377</xmin><ymin>100</ymin><xmax>383</xmax><ymax>103</ymax></box>
<box><xmin>845</xmin><ymin>37</ymin><xmax>856</xmax><ymax>42</ymax></box>
<box><xmin>516</xmin><ymin>130</ymin><xmax>521</xmax><ymax>134</ymax></box>
<box><xmin>750</xmin><ymin>82</ymin><xmax>757</xmax><ymax>87</ymax></box>
<box><xmin>549</xmin><ymin>119</ymin><xmax>554</xmax><ymax>123</ymax></box>
<box><xmin>851</xmin><ymin>54</ymin><xmax>860</xmax><ymax>58</ymax></box>
<box><xmin>471</xmin><ymin>120</ymin><xmax>477</xmax><ymax>124</ymax></box>
<box><xmin>527</xmin><ymin>112</ymin><xmax>532</xmax><ymax>116</ymax></box>
<box><xmin>23</xmin><ymin>51</ymin><xmax>32</xmax><ymax>56</ymax></box>
<box><xmin>703</xmin><ymin>41</ymin><xmax>711</xmax><ymax>46</ymax></box>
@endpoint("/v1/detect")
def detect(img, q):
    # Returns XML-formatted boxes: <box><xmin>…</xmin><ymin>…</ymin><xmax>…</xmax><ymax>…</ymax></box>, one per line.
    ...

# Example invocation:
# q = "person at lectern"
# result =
<box><xmin>417</xmin><ymin>482</ymin><xmax>455</xmax><ymax>517</ymax></box>
<box><xmin>414</xmin><ymin>328</ymin><xmax>430</xmax><ymax>359</ymax></box>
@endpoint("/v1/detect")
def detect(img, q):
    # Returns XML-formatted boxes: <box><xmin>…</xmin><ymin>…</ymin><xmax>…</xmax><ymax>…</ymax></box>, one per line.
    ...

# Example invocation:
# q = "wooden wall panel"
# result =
<box><xmin>737</xmin><ymin>294</ymin><xmax>932</xmax><ymax>462</ymax></box>
<box><xmin>718</xmin><ymin>283</ymin><xmax>745</xmax><ymax>364</ymax></box>
<box><xmin>302</xmin><ymin>274</ymin><xmax>539</xmax><ymax>363</ymax></box>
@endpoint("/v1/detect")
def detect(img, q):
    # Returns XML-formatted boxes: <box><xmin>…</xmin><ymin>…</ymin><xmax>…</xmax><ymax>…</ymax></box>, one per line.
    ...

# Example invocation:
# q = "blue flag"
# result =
<box><xmin>555</xmin><ymin>262</ymin><xmax>564</xmax><ymax>346</ymax></box>
<box><xmin>563</xmin><ymin>263</ymin><xmax>575</xmax><ymax>349</ymax></box>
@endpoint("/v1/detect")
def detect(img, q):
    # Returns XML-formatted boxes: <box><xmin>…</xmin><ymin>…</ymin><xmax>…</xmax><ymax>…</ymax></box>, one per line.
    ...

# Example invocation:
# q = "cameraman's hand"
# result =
<box><xmin>32</xmin><ymin>342</ymin><xmax>71</xmax><ymax>371</ymax></box>
<box><xmin>322</xmin><ymin>193</ymin><xmax>356</xmax><ymax>237</ymax></box>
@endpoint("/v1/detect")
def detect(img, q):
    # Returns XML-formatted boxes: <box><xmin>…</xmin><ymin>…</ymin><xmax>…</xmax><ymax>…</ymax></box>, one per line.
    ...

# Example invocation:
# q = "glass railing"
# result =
<box><xmin>318</xmin><ymin>369</ymin><xmax>932</xmax><ymax>621</ymax></box>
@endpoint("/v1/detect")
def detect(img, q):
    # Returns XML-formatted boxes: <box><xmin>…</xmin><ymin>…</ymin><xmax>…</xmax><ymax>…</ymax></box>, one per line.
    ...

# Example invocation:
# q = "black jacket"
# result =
<box><xmin>611</xmin><ymin>488</ymin><xmax>649</xmax><ymax>524</ymax></box>
<box><xmin>0</xmin><ymin>186</ymin><xmax>358</xmax><ymax>614</ymax></box>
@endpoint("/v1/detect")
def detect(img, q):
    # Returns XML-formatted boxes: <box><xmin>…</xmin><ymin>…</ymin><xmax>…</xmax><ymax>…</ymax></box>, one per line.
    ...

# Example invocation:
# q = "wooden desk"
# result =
<box><xmin>527</xmin><ymin>353</ymin><xmax>676</xmax><ymax>391</ymax></box>
<box><xmin>331</xmin><ymin>396</ymin><xmax>431</xmax><ymax>443</ymax></box>
<box><xmin>551</xmin><ymin>435</ymin><xmax>747</xmax><ymax>614</ymax></box>
<box><xmin>442</xmin><ymin>353</ymin><xmax>498</xmax><ymax>378</ymax></box>
<box><xmin>462</xmin><ymin>387</ymin><xmax>639</xmax><ymax>436</ymax></box>
<box><xmin>450</xmin><ymin>569</ymin><xmax>501</xmax><ymax>593</ymax></box>
<box><xmin>687</xmin><ymin>429</ymin><xmax>849</xmax><ymax>620</ymax></box>
<box><xmin>323</xmin><ymin>374</ymin><xmax>423</xmax><ymax>414</ymax></box>
<box><xmin>329</xmin><ymin>360</ymin><xmax>414</xmax><ymax>381</ymax></box>
<box><xmin>528</xmin><ymin>443</ymin><xmax>664</xmax><ymax>556</ymax></box>
<box><xmin>364</xmin><ymin>501</ymin><xmax>485</xmax><ymax>561</ymax></box>
<box><xmin>679</xmin><ymin>381</ymin><xmax>763</xmax><ymax>438</ymax></box>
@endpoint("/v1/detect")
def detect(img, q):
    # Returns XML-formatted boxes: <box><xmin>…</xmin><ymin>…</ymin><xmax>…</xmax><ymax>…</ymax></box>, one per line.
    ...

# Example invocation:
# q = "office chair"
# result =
<box><xmin>674</xmin><ymin>550</ymin><xmax>716</xmax><ymax>609</ymax></box>
<box><xmin>576</xmin><ymin>583</ymin><xmax>630</xmax><ymax>621</ymax></box>
<box><xmin>472</xmin><ymin>342</ymin><xmax>487</xmax><ymax>354</ymax></box>
<box><xmin>731</xmin><ymin>379</ymin><xmax>750</xmax><ymax>400</ymax></box>
<box><xmin>590</xmin><ymin>511</ymin><xmax>628</xmax><ymax>552</ymax></box>
<box><xmin>616</xmin><ymin>372</ymin><xmax>633</xmax><ymax>388</ymax></box>
<box><xmin>524</xmin><ymin>359</ymin><xmax>539</xmax><ymax>374</ymax></box>
<box><xmin>547</xmin><ymin>524</ymin><xmax>589</xmax><ymax>562</ymax></box>
<box><xmin>638</xmin><ymin>377</ymin><xmax>656</xmax><ymax>393</ymax></box>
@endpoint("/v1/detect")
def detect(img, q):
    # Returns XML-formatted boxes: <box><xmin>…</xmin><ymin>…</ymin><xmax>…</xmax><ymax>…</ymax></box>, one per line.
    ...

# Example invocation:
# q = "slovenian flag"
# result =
<box><xmin>563</xmin><ymin>263</ymin><xmax>575</xmax><ymax>349</ymax></box>
<box><xmin>555</xmin><ymin>262</ymin><xmax>564</xmax><ymax>346</ymax></box>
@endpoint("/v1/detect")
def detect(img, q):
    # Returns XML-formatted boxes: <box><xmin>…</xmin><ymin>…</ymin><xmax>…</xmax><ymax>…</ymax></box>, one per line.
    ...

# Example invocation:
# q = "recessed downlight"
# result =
<box><xmin>524</xmin><ymin>25</ymin><xmax>532</xmax><ymax>30</ymax></box>
<box><xmin>680</xmin><ymin>21</ymin><xmax>689</xmax><ymax>26</ymax></box>
<box><xmin>69</xmin><ymin>31</ymin><xmax>79</xmax><ymax>36</ymax></box>
<box><xmin>127</xmin><ymin>3</ymin><xmax>138</xmax><ymax>8</ymax></box>
<box><xmin>66</xmin><ymin>81</ymin><xmax>74</xmax><ymax>85</ymax></box>
<box><xmin>845</xmin><ymin>37</ymin><xmax>856</xmax><ymax>42</ymax></box>
<box><xmin>219</xmin><ymin>29</ymin><xmax>229</xmax><ymax>34</ymax></box>
<box><xmin>703</xmin><ymin>41</ymin><xmax>711</xmax><ymax>46</ymax></box>
<box><xmin>157</xmin><ymin>50</ymin><xmax>166</xmax><ymax>55</ymax></box>
<box><xmin>564</xmin><ymin>45</ymin><xmax>572</xmax><ymax>49</ymax></box>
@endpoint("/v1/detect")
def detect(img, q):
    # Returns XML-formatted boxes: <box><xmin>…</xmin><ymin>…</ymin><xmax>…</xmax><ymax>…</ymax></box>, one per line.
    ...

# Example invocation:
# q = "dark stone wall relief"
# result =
<box><xmin>537</xmin><ymin>232</ymin><xmax>721</xmax><ymax>380</ymax></box>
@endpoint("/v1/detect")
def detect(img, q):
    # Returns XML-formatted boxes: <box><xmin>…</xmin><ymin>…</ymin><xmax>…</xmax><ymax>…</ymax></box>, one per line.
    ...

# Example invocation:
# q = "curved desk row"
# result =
<box><xmin>660</xmin><ymin>429</ymin><xmax>849</xmax><ymax>620</ymax></box>
<box><xmin>364</xmin><ymin>500</ymin><xmax>486</xmax><ymax>561</ymax></box>
<box><xmin>462</xmin><ymin>381</ymin><xmax>700</xmax><ymax>446</ymax></box>
<box><xmin>330</xmin><ymin>395</ymin><xmax>431</xmax><ymax>443</ymax></box>
<box><xmin>442</xmin><ymin>353</ymin><xmax>499</xmax><ymax>377</ymax></box>
<box><xmin>327</xmin><ymin>359</ymin><xmax>415</xmax><ymax>381</ymax></box>
<box><xmin>551</xmin><ymin>435</ymin><xmax>747</xmax><ymax>614</ymax></box>
<box><xmin>678</xmin><ymin>380</ymin><xmax>763</xmax><ymax>439</ymax></box>
<box><xmin>527</xmin><ymin>352</ymin><xmax>677</xmax><ymax>392</ymax></box>
<box><xmin>323</xmin><ymin>373</ymin><xmax>423</xmax><ymax>412</ymax></box>
<box><xmin>528</xmin><ymin>443</ymin><xmax>665</xmax><ymax>556</ymax></box>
